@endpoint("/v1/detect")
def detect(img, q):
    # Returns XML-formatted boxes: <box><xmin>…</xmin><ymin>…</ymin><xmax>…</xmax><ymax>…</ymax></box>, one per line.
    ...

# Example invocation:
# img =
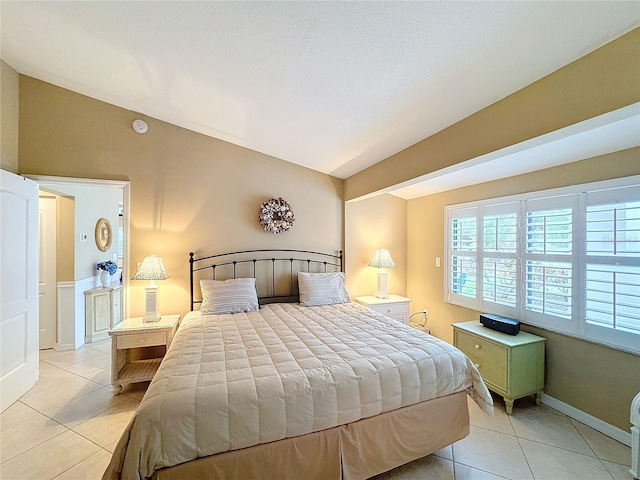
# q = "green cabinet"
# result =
<box><xmin>453</xmin><ymin>321</ymin><xmax>545</xmax><ymax>414</ymax></box>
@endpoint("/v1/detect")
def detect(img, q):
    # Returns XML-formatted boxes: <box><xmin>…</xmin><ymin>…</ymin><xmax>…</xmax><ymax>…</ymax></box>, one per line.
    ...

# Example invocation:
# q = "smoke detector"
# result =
<box><xmin>132</xmin><ymin>119</ymin><xmax>148</xmax><ymax>134</ymax></box>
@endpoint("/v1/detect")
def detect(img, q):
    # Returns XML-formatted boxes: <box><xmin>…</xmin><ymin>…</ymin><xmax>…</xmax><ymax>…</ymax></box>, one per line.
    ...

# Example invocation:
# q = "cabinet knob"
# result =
<box><xmin>474</xmin><ymin>344</ymin><xmax>481</xmax><ymax>349</ymax></box>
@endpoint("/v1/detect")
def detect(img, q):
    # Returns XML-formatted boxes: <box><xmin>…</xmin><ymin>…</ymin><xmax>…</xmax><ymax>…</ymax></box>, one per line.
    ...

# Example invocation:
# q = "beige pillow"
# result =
<box><xmin>298</xmin><ymin>272</ymin><xmax>350</xmax><ymax>306</ymax></box>
<box><xmin>200</xmin><ymin>278</ymin><xmax>259</xmax><ymax>315</ymax></box>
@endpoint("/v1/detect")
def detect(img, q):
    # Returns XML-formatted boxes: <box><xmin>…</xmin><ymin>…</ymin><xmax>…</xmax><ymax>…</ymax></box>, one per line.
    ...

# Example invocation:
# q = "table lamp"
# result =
<box><xmin>368</xmin><ymin>249</ymin><xmax>396</xmax><ymax>299</ymax></box>
<box><xmin>132</xmin><ymin>255</ymin><xmax>169</xmax><ymax>322</ymax></box>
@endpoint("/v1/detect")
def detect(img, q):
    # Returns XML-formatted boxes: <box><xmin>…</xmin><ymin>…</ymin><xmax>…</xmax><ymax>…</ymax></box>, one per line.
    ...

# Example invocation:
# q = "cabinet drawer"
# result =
<box><xmin>386</xmin><ymin>313</ymin><xmax>408</xmax><ymax>324</ymax></box>
<box><xmin>117</xmin><ymin>331</ymin><xmax>166</xmax><ymax>349</ymax></box>
<box><xmin>455</xmin><ymin>331</ymin><xmax>508</xmax><ymax>391</ymax></box>
<box><xmin>371</xmin><ymin>303</ymin><xmax>407</xmax><ymax>318</ymax></box>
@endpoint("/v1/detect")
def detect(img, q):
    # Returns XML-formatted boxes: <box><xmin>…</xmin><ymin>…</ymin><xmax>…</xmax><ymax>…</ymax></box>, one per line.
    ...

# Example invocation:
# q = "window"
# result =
<box><xmin>445</xmin><ymin>177</ymin><xmax>640</xmax><ymax>354</ymax></box>
<box><xmin>449</xmin><ymin>209</ymin><xmax>477</xmax><ymax>309</ymax></box>
<box><xmin>483</xmin><ymin>209</ymin><xmax>518</xmax><ymax>309</ymax></box>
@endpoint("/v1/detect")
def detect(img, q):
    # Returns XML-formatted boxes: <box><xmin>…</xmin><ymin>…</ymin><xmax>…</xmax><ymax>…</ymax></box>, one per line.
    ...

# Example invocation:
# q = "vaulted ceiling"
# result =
<box><xmin>2</xmin><ymin>2</ymin><xmax>639</xmax><ymax>189</ymax></box>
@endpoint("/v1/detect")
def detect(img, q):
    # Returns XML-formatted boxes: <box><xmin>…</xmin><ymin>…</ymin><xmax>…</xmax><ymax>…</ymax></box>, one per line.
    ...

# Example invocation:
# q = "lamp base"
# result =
<box><xmin>375</xmin><ymin>271</ymin><xmax>389</xmax><ymax>299</ymax></box>
<box><xmin>142</xmin><ymin>312</ymin><xmax>161</xmax><ymax>323</ymax></box>
<box><xmin>142</xmin><ymin>285</ymin><xmax>161</xmax><ymax>322</ymax></box>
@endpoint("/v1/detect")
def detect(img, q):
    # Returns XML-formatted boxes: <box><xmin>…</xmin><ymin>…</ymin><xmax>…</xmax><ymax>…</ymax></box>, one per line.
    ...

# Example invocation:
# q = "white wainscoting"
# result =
<box><xmin>56</xmin><ymin>282</ymin><xmax>76</xmax><ymax>351</ymax></box>
<box><xmin>57</xmin><ymin>276</ymin><xmax>106</xmax><ymax>351</ymax></box>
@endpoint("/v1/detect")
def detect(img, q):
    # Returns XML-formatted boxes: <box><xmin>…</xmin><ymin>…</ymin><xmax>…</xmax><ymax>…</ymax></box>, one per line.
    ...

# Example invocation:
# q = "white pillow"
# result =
<box><xmin>298</xmin><ymin>271</ymin><xmax>350</xmax><ymax>306</ymax></box>
<box><xmin>200</xmin><ymin>278</ymin><xmax>259</xmax><ymax>315</ymax></box>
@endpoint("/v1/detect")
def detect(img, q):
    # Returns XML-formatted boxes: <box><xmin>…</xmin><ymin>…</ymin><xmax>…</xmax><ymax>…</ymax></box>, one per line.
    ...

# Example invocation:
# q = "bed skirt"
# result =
<box><xmin>153</xmin><ymin>390</ymin><xmax>469</xmax><ymax>480</ymax></box>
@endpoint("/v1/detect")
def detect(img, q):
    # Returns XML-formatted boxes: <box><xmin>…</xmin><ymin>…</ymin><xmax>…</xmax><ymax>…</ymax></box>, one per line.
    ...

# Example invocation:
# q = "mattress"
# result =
<box><xmin>104</xmin><ymin>302</ymin><xmax>492</xmax><ymax>480</ymax></box>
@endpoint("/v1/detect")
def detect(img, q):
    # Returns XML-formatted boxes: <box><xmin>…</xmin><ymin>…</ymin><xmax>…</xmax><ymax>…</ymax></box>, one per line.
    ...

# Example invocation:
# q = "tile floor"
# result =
<box><xmin>0</xmin><ymin>339</ymin><xmax>633</xmax><ymax>480</ymax></box>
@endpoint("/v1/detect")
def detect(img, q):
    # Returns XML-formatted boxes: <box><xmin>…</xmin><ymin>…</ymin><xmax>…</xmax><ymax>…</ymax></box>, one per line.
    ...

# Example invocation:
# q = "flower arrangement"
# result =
<box><xmin>259</xmin><ymin>197</ymin><xmax>295</xmax><ymax>234</ymax></box>
<box><xmin>97</xmin><ymin>260</ymin><xmax>118</xmax><ymax>276</ymax></box>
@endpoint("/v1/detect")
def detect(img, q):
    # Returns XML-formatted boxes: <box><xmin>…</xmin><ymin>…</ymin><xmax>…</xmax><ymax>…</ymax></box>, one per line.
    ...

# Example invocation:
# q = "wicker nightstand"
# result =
<box><xmin>109</xmin><ymin>314</ymin><xmax>180</xmax><ymax>395</ymax></box>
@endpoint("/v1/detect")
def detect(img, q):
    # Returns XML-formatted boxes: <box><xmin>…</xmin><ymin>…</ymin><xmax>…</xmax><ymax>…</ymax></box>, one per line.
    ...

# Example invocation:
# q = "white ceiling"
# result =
<box><xmin>1</xmin><ymin>2</ymin><xmax>639</xmax><ymax>184</ymax></box>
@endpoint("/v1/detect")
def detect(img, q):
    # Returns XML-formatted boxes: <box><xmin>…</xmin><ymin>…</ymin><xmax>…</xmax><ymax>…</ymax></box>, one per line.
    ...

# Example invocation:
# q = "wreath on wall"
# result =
<box><xmin>259</xmin><ymin>197</ymin><xmax>295</xmax><ymax>234</ymax></box>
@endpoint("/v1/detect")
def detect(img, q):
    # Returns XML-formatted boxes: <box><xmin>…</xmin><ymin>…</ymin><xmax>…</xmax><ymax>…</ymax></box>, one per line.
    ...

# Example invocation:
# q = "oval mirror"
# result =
<box><xmin>95</xmin><ymin>218</ymin><xmax>113</xmax><ymax>252</ymax></box>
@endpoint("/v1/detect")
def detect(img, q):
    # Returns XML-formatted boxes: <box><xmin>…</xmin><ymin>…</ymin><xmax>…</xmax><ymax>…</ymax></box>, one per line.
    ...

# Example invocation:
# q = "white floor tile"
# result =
<box><xmin>61</xmin><ymin>352</ymin><xmax>111</xmax><ymax>377</ymax></box>
<box><xmin>84</xmin><ymin>339</ymin><xmax>112</xmax><ymax>354</ymax></box>
<box><xmin>453</xmin><ymin>426</ymin><xmax>534</xmax><ymax>480</ymax></box>
<box><xmin>520</xmin><ymin>438</ymin><xmax>614</xmax><ymax>480</ymax></box>
<box><xmin>0</xmin><ymin>412</ymin><xmax>66</xmax><ymax>463</ymax></box>
<box><xmin>0</xmin><ymin>430</ymin><xmax>100</xmax><ymax>480</ymax></box>
<box><xmin>121</xmin><ymin>381</ymin><xmax>151</xmax><ymax>401</ymax></box>
<box><xmin>373</xmin><ymin>454</ymin><xmax>454</xmax><ymax>480</ymax></box>
<box><xmin>20</xmin><ymin>375</ymin><xmax>104</xmax><ymax>415</ymax></box>
<box><xmin>467</xmin><ymin>396</ymin><xmax>515</xmax><ymax>436</ymax></box>
<box><xmin>49</xmin><ymin>386</ymin><xmax>128</xmax><ymax>429</ymax></box>
<box><xmin>82</xmin><ymin>366</ymin><xmax>113</xmax><ymax>387</ymax></box>
<box><xmin>53</xmin><ymin>448</ymin><xmax>112</xmax><ymax>480</ymax></box>
<box><xmin>40</xmin><ymin>347</ymin><xmax>104</xmax><ymax>368</ymax></box>
<box><xmin>31</xmin><ymin>362</ymin><xmax>82</xmax><ymax>391</ymax></box>
<box><xmin>72</xmin><ymin>397</ymin><xmax>139</xmax><ymax>447</ymax></box>
<box><xmin>104</xmin><ymin>438</ymin><xmax>120</xmax><ymax>453</ymax></box>
<box><xmin>0</xmin><ymin>401</ymin><xmax>40</xmax><ymax>432</ymax></box>
<box><xmin>509</xmin><ymin>408</ymin><xmax>593</xmax><ymax>456</ymax></box>
<box><xmin>601</xmin><ymin>459</ymin><xmax>635</xmax><ymax>480</ymax></box>
<box><xmin>510</xmin><ymin>395</ymin><xmax>566</xmax><ymax>416</ymax></box>
<box><xmin>434</xmin><ymin>444</ymin><xmax>453</xmax><ymax>460</ymax></box>
<box><xmin>454</xmin><ymin>463</ymin><xmax>510</xmax><ymax>480</ymax></box>
<box><xmin>571</xmin><ymin>419</ymin><xmax>631</xmax><ymax>466</ymax></box>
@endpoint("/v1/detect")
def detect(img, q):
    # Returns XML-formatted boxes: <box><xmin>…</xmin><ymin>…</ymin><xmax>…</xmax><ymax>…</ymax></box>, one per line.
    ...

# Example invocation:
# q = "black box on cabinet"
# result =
<box><xmin>479</xmin><ymin>314</ymin><xmax>520</xmax><ymax>335</ymax></box>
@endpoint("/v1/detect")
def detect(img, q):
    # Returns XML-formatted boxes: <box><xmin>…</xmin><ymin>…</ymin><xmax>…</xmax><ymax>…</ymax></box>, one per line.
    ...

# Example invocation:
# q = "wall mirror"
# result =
<box><xmin>95</xmin><ymin>217</ymin><xmax>113</xmax><ymax>252</ymax></box>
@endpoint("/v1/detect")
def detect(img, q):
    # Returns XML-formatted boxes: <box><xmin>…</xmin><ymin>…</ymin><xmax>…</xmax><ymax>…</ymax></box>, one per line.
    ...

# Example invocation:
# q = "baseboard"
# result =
<box><xmin>541</xmin><ymin>393</ymin><xmax>631</xmax><ymax>447</ymax></box>
<box><xmin>54</xmin><ymin>343</ymin><xmax>75</xmax><ymax>352</ymax></box>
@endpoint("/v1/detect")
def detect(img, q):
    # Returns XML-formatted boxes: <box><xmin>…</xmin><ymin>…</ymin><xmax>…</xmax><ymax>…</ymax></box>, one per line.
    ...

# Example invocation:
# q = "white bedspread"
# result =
<box><xmin>105</xmin><ymin>302</ymin><xmax>492</xmax><ymax>480</ymax></box>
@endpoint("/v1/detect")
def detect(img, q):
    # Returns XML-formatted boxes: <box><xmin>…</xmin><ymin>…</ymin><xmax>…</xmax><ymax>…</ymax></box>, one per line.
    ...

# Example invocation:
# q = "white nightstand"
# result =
<box><xmin>353</xmin><ymin>294</ymin><xmax>412</xmax><ymax>324</ymax></box>
<box><xmin>109</xmin><ymin>314</ymin><xmax>181</xmax><ymax>395</ymax></box>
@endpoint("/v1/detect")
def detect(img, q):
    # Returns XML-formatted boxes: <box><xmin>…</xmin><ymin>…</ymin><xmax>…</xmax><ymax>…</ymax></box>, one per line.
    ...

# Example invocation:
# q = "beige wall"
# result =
<box><xmin>407</xmin><ymin>148</ymin><xmax>640</xmax><ymax>430</ymax></box>
<box><xmin>345</xmin><ymin>194</ymin><xmax>407</xmax><ymax>300</ymax></box>
<box><xmin>56</xmin><ymin>194</ymin><xmax>75</xmax><ymax>282</ymax></box>
<box><xmin>18</xmin><ymin>76</ymin><xmax>344</xmax><ymax>317</ymax></box>
<box><xmin>1</xmin><ymin>60</ymin><xmax>19</xmax><ymax>173</ymax></box>
<box><xmin>345</xmin><ymin>28</ymin><xmax>640</xmax><ymax>201</ymax></box>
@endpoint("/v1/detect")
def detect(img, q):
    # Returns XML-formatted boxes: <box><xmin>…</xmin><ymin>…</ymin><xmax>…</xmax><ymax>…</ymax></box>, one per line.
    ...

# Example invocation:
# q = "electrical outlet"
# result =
<box><xmin>435</xmin><ymin>257</ymin><xmax>441</xmax><ymax>267</ymax></box>
<box><xmin>423</xmin><ymin>309</ymin><xmax>428</xmax><ymax>319</ymax></box>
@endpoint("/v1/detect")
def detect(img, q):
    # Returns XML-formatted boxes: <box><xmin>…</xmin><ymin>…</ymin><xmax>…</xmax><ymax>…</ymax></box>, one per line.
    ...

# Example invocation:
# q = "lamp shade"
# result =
<box><xmin>368</xmin><ymin>249</ymin><xmax>396</xmax><ymax>269</ymax></box>
<box><xmin>131</xmin><ymin>255</ymin><xmax>169</xmax><ymax>281</ymax></box>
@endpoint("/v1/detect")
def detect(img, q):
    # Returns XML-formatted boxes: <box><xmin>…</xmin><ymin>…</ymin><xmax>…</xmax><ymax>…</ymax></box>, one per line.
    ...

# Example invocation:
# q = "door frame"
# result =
<box><xmin>38</xmin><ymin>194</ymin><xmax>57</xmax><ymax>349</ymax></box>
<box><xmin>25</xmin><ymin>175</ymin><xmax>131</xmax><ymax>319</ymax></box>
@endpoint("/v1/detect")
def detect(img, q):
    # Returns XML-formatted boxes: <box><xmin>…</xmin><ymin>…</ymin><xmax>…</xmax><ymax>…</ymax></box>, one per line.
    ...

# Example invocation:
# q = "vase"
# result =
<box><xmin>100</xmin><ymin>270</ymin><xmax>111</xmax><ymax>287</ymax></box>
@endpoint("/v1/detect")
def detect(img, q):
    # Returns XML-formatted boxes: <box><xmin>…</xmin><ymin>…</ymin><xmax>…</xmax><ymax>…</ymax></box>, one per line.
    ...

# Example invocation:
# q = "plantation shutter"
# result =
<box><xmin>522</xmin><ymin>196</ymin><xmax>576</xmax><ymax>332</ymax></box>
<box><xmin>584</xmin><ymin>185</ymin><xmax>640</xmax><ymax>351</ymax></box>
<box><xmin>447</xmin><ymin>207</ymin><xmax>478</xmax><ymax>309</ymax></box>
<box><xmin>481</xmin><ymin>203</ymin><xmax>519</xmax><ymax>315</ymax></box>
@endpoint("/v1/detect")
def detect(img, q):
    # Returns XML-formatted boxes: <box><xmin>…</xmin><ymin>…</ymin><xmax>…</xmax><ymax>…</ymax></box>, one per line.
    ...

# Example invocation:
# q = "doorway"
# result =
<box><xmin>27</xmin><ymin>175</ymin><xmax>130</xmax><ymax>350</ymax></box>
<box><xmin>38</xmin><ymin>194</ymin><xmax>57</xmax><ymax>349</ymax></box>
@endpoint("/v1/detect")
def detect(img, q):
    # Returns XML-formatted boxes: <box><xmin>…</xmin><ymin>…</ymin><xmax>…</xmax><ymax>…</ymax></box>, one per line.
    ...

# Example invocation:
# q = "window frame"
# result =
<box><xmin>444</xmin><ymin>175</ymin><xmax>640</xmax><ymax>354</ymax></box>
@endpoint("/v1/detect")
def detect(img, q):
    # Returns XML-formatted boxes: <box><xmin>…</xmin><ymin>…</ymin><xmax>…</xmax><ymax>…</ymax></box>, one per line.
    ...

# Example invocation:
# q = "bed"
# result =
<box><xmin>104</xmin><ymin>249</ymin><xmax>492</xmax><ymax>480</ymax></box>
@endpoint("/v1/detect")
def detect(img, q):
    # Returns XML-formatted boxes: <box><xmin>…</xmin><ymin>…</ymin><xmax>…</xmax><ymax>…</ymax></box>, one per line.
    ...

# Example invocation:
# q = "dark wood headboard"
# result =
<box><xmin>189</xmin><ymin>249</ymin><xmax>343</xmax><ymax>311</ymax></box>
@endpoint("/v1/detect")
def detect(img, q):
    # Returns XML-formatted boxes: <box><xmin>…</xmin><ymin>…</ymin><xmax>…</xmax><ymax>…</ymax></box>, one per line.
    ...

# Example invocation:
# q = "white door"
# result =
<box><xmin>39</xmin><ymin>195</ymin><xmax>57</xmax><ymax>349</ymax></box>
<box><xmin>0</xmin><ymin>170</ymin><xmax>39</xmax><ymax>413</ymax></box>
